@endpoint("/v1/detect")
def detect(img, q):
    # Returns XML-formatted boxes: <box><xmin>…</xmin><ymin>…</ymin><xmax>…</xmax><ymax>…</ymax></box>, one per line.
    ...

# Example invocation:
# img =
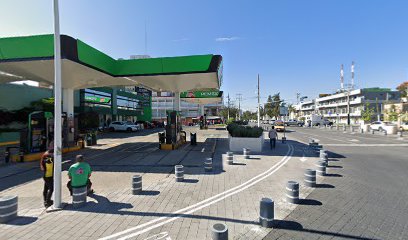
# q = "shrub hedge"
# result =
<box><xmin>227</xmin><ymin>123</ymin><xmax>263</xmax><ymax>138</ymax></box>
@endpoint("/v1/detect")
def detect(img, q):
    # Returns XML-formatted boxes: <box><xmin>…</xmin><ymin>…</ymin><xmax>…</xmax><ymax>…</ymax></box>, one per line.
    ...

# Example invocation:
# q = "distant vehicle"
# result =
<box><xmin>308</xmin><ymin>114</ymin><xmax>333</xmax><ymax>126</ymax></box>
<box><xmin>285</xmin><ymin>119</ymin><xmax>304</xmax><ymax>126</ymax></box>
<box><xmin>400</xmin><ymin>122</ymin><xmax>408</xmax><ymax>131</ymax></box>
<box><xmin>274</xmin><ymin>120</ymin><xmax>285</xmax><ymax>132</ymax></box>
<box><xmin>269</xmin><ymin>120</ymin><xmax>276</xmax><ymax>125</ymax></box>
<box><xmin>370</xmin><ymin>121</ymin><xmax>396</xmax><ymax>131</ymax></box>
<box><xmin>109</xmin><ymin>121</ymin><xmax>139</xmax><ymax>132</ymax></box>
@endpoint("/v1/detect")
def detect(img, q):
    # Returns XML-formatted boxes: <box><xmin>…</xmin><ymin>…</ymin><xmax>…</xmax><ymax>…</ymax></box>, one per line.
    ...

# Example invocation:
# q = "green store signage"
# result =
<box><xmin>180</xmin><ymin>91</ymin><xmax>222</xmax><ymax>98</ymax></box>
<box><xmin>85</xmin><ymin>96</ymin><xmax>111</xmax><ymax>103</ymax></box>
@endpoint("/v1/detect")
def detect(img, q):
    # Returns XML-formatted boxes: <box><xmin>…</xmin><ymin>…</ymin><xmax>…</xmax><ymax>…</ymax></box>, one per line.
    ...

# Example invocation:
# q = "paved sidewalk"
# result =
<box><xmin>263</xmin><ymin>128</ymin><xmax>408</xmax><ymax>240</ymax></box>
<box><xmin>0</xmin><ymin>128</ymin><xmax>321</xmax><ymax>240</ymax></box>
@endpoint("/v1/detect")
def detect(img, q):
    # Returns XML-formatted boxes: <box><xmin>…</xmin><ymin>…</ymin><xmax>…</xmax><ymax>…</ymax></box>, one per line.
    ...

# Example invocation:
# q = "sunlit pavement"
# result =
<box><xmin>262</xmin><ymin>126</ymin><xmax>408</xmax><ymax>240</ymax></box>
<box><xmin>0</xmin><ymin>127</ymin><xmax>322</xmax><ymax>240</ymax></box>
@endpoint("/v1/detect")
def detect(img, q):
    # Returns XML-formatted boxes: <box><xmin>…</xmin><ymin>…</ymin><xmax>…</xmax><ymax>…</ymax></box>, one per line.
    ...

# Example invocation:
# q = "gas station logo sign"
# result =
<box><xmin>85</xmin><ymin>96</ymin><xmax>111</xmax><ymax>103</ymax></box>
<box><xmin>180</xmin><ymin>91</ymin><xmax>222</xmax><ymax>98</ymax></box>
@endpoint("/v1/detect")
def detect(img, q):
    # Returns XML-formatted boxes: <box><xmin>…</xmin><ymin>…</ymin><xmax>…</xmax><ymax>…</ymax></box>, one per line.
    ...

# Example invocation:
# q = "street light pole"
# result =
<box><xmin>53</xmin><ymin>0</ymin><xmax>63</xmax><ymax>209</ymax></box>
<box><xmin>257</xmin><ymin>74</ymin><xmax>260</xmax><ymax>127</ymax></box>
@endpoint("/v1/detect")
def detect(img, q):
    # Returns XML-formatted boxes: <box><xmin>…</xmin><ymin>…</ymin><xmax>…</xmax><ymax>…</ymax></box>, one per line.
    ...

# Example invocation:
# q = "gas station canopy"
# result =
<box><xmin>180</xmin><ymin>90</ymin><xmax>223</xmax><ymax>104</ymax></box>
<box><xmin>0</xmin><ymin>34</ymin><xmax>223</xmax><ymax>91</ymax></box>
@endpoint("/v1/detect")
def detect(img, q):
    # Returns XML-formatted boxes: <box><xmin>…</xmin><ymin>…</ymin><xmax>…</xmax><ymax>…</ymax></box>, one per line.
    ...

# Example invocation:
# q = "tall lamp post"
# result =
<box><xmin>53</xmin><ymin>0</ymin><xmax>63</xmax><ymax>209</ymax></box>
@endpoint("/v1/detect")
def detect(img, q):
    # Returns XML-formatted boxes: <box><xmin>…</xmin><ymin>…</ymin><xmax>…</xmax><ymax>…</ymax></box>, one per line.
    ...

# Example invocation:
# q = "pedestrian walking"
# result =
<box><xmin>269</xmin><ymin>126</ymin><xmax>278</xmax><ymax>149</ymax></box>
<box><xmin>67</xmin><ymin>155</ymin><xmax>94</xmax><ymax>196</ymax></box>
<box><xmin>40</xmin><ymin>149</ymin><xmax>54</xmax><ymax>207</ymax></box>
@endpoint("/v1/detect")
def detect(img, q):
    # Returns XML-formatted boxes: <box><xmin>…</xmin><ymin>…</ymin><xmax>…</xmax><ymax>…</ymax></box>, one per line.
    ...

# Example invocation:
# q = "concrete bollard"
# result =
<box><xmin>226</xmin><ymin>152</ymin><xmax>234</xmax><ymax>165</ymax></box>
<box><xmin>304</xmin><ymin>169</ymin><xmax>316</xmax><ymax>187</ymax></box>
<box><xmin>382</xmin><ymin>130</ymin><xmax>387</xmax><ymax>136</ymax></box>
<box><xmin>319</xmin><ymin>150</ymin><xmax>328</xmax><ymax>163</ymax></box>
<box><xmin>175</xmin><ymin>165</ymin><xmax>184</xmax><ymax>182</ymax></box>
<box><xmin>350</xmin><ymin>126</ymin><xmax>354</xmax><ymax>132</ymax></box>
<box><xmin>285</xmin><ymin>181</ymin><xmax>299</xmax><ymax>204</ymax></box>
<box><xmin>72</xmin><ymin>186</ymin><xmax>87</xmax><ymax>208</ymax></box>
<box><xmin>0</xmin><ymin>196</ymin><xmax>18</xmax><ymax>223</ymax></box>
<box><xmin>204</xmin><ymin>158</ymin><xmax>213</xmax><ymax>172</ymax></box>
<box><xmin>360</xmin><ymin>128</ymin><xmax>364</xmax><ymax>134</ymax></box>
<box><xmin>372</xmin><ymin>129</ymin><xmax>375</xmax><ymax>134</ymax></box>
<box><xmin>342</xmin><ymin>125</ymin><xmax>346</xmax><ymax>131</ymax></box>
<box><xmin>316</xmin><ymin>160</ymin><xmax>327</xmax><ymax>176</ymax></box>
<box><xmin>132</xmin><ymin>175</ymin><xmax>142</xmax><ymax>195</ymax></box>
<box><xmin>243</xmin><ymin>148</ymin><xmax>250</xmax><ymax>159</ymax></box>
<box><xmin>259</xmin><ymin>198</ymin><xmax>274</xmax><ymax>228</ymax></box>
<box><xmin>397</xmin><ymin>131</ymin><xmax>403</xmax><ymax>137</ymax></box>
<box><xmin>330</xmin><ymin>125</ymin><xmax>333</xmax><ymax>130</ymax></box>
<box><xmin>336</xmin><ymin>125</ymin><xmax>339</xmax><ymax>131</ymax></box>
<box><xmin>211</xmin><ymin>223</ymin><xmax>228</xmax><ymax>240</ymax></box>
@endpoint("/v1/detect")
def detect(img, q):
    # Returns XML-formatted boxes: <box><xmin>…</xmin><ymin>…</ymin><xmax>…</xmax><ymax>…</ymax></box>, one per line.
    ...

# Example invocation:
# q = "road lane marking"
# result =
<box><xmin>324</xmin><ymin>144</ymin><xmax>408</xmax><ymax>147</ymax></box>
<box><xmin>99</xmin><ymin>145</ymin><xmax>294</xmax><ymax>240</ymax></box>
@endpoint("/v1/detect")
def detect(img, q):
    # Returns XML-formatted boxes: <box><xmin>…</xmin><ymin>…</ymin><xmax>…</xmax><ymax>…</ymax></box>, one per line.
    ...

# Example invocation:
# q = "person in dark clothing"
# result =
<box><xmin>268</xmin><ymin>126</ymin><xmax>278</xmax><ymax>149</ymax></box>
<box><xmin>40</xmin><ymin>149</ymin><xmax>54</xmax><ymax>207</ymax></box>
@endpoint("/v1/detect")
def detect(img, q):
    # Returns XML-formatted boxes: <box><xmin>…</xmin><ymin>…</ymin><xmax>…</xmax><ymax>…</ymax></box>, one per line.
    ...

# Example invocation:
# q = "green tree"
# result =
<box><xmin>361</xmin><ymin>103</ymin><xmax>375</xmax><ymax>123</ymax></box>
<box><xmin>396</xmin><ymin>81</ymin><xmax>408</xmax><ymax>97</ymax></box>
<box><xmin>386</xmin><ymin>104</ymin><xmax>399</xmax><ymax>122</ymax></box>
<box><xmin>242</xmin><ymin>110</ymin><xmax>257</xmax><ymax>121</ymax></box>
<box><xmin>219</xmin><ymin>106</ymin><xmax>239</xmax><ymax>120</ymax></box>
<box><xmin>264</xmin><ymin>93</ymin><xmax>281</xmax><ymax>119</ymax></box>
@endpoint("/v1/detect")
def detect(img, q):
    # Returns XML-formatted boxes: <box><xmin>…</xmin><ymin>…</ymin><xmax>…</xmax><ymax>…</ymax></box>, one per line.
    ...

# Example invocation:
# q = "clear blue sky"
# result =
<box><xmin>1</xmin><ymin>0</ymin><xmax>408</xmax><ymax>110</ymax></box>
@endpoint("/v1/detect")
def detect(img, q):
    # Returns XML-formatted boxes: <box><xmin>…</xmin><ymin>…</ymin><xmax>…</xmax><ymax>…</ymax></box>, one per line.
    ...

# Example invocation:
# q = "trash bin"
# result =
<box><xmin>158</xmin><ymin>132</ymin><xmax>165</xmax><ymax>144</ymax></box>
<box><xmin>86</xmin><ymin>134</ymin><xmax>92</xmax><ymax>146</ymax></box>
<box><xmin>91</xmin><ymin>132</ymin><xmax>97</xmax><ymax>145</ymax></box>
<box><xmin>190</xmin><ymin>133</ymin><xmax>197</xmax><ymax>145</ymax></box>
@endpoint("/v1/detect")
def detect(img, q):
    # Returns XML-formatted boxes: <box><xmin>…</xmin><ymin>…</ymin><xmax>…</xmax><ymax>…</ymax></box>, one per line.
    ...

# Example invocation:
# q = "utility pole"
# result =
<box><xmin>296</xmin><ymin>93</ymin><xmax>300</xmax><ymax>104</ymax></box>
<box><xmin>236</xmin><ymin>94</ymin><xmax>242</xmax><ymax>120</ymax></box>
<box><xmin>351</xmin><ymin>61</ymin><xmax>355</xmax><ymax>90</ymax></box>
<box><xmin>227</xmin><ymin>94</ymin><xmax>230</xmax><ymax>120</ymax></box>
<box><xmin>375</xmin><ymin>97</ymin><xmax>380</xmax><ymax>121</ymax></box>
<box><xmin>347</xmin><ymin>87</ymin><xmax>351</xmax><ymax>125</ymax></box>
<box><xmin>257</xmin><ymin>74</ymin><xmax>260</xmax><ymax>127</ymax></box>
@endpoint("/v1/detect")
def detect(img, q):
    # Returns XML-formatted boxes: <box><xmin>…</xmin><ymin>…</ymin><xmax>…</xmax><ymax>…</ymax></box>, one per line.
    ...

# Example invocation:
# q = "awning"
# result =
<box><xmin>0</xmin><ymin>34</ymin><xmax>223</xmax><ymax>91</ymax></box>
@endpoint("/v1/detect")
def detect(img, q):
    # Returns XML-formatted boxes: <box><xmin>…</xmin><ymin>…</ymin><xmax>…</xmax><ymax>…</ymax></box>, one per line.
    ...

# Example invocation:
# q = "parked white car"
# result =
<box><xmin>109</xmin><ymin>121</ymin><xmax>139</xmax><ymax>132</ymax></box>
<box><xmin>370</xmin><ymin>121</ymin><xmax>396</xmax><ymax>132</ymax></box>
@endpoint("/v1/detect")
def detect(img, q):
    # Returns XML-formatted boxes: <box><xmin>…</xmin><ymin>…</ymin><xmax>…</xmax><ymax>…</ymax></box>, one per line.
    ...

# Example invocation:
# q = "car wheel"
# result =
<box><xmin>127</xmin><ymin>127</ymin><xmax>132</xmax><ymax>132</ymax></box>
<box><xmin>109</xmin><ymin>127</ymin><xmax>115</xmax><ymax>132</ymax></box>
<box><xmin>378</xmin><ymin>127</ymin><xmax>383</xmax><ymax>132</ymax></box>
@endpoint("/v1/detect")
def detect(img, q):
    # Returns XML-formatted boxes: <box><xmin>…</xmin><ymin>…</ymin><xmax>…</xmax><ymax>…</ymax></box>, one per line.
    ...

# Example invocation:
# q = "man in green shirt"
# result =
<box><xmin>67</xmin><ymin>155</ymin><xmax>94</xmax><ymax>196</ymax></box>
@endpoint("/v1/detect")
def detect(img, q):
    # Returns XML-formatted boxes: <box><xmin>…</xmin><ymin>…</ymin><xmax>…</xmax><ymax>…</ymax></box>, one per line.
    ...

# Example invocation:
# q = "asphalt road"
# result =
<box><xmin>263</xmin><ymin>126</ymin><xmax>408</xmax><ymax>240</ymax></box>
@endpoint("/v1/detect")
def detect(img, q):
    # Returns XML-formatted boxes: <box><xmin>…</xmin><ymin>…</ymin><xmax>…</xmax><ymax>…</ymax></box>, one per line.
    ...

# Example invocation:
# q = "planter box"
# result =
<box><xmin>229</xmin><ymin>135</ymin><xmax>264</xmax><ymax>152</ymax></box>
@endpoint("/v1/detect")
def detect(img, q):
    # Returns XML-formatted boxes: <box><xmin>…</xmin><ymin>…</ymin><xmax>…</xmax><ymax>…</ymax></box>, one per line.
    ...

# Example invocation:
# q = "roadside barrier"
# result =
<box><xmin>259</xmin><ymin>198</ymin><xmax>274</xmax><ymax>228</ymax></box>
<box><xmin>319</xmin><ymin>149</ymin><xmax>328</xmax><ymax>162</ymax></box>
<box><xmin>72</xmin><ymin>186</ymin><xmax>87</xmax><ymax>208</ymax></box>
<box><xmin>360</xmin><ymin>128</ymin><xmax>364</xmax><ymax>134</ymax></box>
<box><xmin>132</xmin><ymin>175</ymin><xmax>142</xmax><ymax>195</ymax></box>
<box><xmin>336</xmin><ymin>125</ymin><xmax>339</xmax><ymax>131</ymax></box>
<box><xmin>243</xmin><ymin>148</ymin><xmax>250</xmax><ymax>159</ymax></box>
<box><xmin>286</xmin><ymin>181</ymin><xmax>299</xmax><ymax>204</ymax></box>
<box><xmin>175</xmin><ymin>165</ymin><xmax>184</xmax><ymax>182</ymax></box>
<box><xmin>304</xmin><ymin>169</ymin><xmax>316</xmax><ymax>187</ymax></box>
<box><xmin>204</xmin><ymin>158</ymin><xmax>213</xmax><ymax>172</ymax></box>
<box><xmin>342</xmin><ymin>125</ymin><xmax>346</xmax><ymax>131</ymax></box>
<box><xmin>316</xmin><ymin>160</ymin><xmax>327</xmax><ymax>176</ymax></box>
<box><xmin>211</xmin><ymin>223</ymin><xmax>228</xmax><ymax>240</ymax></box>
<box><xmin>350</xmin><ymin>126</ymin><xmax>354</xmax><ymax>132</ymax></box>
<box><xmin>226</xmin><ymin>152</ymin><xmax>234</xmax><ymax>165</ymax></box>
<box><xmin>0</xmin><ymin>196</ymin><xmax>18</xmax><ymax>223</ymax></box>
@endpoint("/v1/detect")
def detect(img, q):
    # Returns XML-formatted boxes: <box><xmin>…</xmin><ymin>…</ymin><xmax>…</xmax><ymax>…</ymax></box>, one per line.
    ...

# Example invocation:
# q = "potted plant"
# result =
<box><xmin>227</xmin><ymin>123</ymin><xmax>264</xmax><ymax>152</ymax></box>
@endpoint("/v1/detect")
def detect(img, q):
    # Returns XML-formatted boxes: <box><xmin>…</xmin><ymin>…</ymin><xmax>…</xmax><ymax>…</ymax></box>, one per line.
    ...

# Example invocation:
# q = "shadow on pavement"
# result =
<box><xmin>327</xmin><ymin>165</ymin><xmax>343</xmax><ymax>169</ymax></box>
<box><xmin>271</xmin><ymin>219</ymin><xmax>380</xmax><ymax>240</ymax></box>
<box><xmin>298</xmin><ymin>199</ymin><xmax>322</xmax><ymax>206</ymax></box>
<box><xmin>325</xmin><ymin>173</ymin><xmax>343</xmax><ymax>177</ymax></box>
<box><xmin>315</xmin><ymin>183</ymin><xmax>335</xmax><ymax>189</ymax></box>
<box><xmin>3</xmin><ymin>216</ymin><xmax>38</xmax><ymax>226</ymax></box>
<box><xmin>139</xmin><ymin>190</ymin><xmax>160</xmax><ymax>196</ymax></box>
<box><xmin>182</xmin><ymin>179</ymin><xmax>199</xmax><ymax>183</ymax></box>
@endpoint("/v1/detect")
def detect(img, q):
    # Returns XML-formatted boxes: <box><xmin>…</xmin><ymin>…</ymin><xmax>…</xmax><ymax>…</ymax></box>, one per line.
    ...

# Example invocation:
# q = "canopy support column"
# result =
<box><xmin>173</xmin><ymin>92</ymin><xmax>180</xmax><ymax>111</ymax></box>
<box><xmin>199</xmin><ymin>104</ymin><xmax>205</xmax><ymax>116</ymax></box>
<box><xmin>62</xmin><ymin>88</ymin><xmax>74</xmax><ymax>143</ymax></box>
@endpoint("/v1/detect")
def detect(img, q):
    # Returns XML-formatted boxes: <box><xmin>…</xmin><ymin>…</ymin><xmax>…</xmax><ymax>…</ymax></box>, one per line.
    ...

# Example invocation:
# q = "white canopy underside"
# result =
<box><xmin>181</xmin><ymin>97</ymin><xmax>222</xmax><ymax>104</ymax></box>
<box><xmin>0</xmin><ymin>59</ymin><xmax>218</xmax><ymax>92</ymax></box>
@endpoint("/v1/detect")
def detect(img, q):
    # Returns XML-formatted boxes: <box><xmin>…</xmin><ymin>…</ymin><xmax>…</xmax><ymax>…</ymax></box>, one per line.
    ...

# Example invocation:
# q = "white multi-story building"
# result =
<box><xmin>294</xmin><ymin>88</ymin><xmax>400</xmax><ymax>124</ymax></box>
<box><xmin>151</xmin><ymin>92</ymin><xmax>223</xmax><ymax>123</ymax></box>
